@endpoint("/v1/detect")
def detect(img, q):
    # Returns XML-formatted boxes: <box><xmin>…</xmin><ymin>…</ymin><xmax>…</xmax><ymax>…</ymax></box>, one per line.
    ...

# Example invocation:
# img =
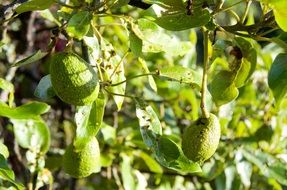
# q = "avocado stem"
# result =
<box><xmin>200</xmin><ymin>28</ymin><xmax>210</xmax><ymax>119</ymax></box>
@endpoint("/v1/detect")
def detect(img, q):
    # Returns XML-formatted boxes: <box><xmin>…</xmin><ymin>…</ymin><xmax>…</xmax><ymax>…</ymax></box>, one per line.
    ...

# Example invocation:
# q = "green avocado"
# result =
<box><xmin>62</xmin><ymin>137</ymin><xmax>101</xmax><ymax>178</ymax></box>
<box><xmin>49</xmin><ymin>52</ymin><xmax>99</xmax><ymax>105</ymax></box>
<box><xmin>182</xmin><ymin>114</ymin><xmax>221</xmax><ymax>164</ymax></box>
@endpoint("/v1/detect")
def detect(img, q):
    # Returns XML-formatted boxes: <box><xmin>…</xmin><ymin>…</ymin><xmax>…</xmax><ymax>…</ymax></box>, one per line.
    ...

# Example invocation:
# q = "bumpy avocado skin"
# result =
<box><xmin>182</xmin><ymin>114</ymin><xmax>221</xmax><ymax>164</ymax></box>
<box><xmin>50</xmin><ymin>52</ymin><xmax>99</xmax><ymax>105</ymax></box>
<box><xmin>63</xmin><ymin>137</ymin><xmax>100</xmax><ymax>178</ymax></box>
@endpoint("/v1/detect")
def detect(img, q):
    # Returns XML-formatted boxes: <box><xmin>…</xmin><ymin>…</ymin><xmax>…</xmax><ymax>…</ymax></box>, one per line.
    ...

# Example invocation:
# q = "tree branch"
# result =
<box><xmin>0</xmin><ymin>0</ymin><xmax>28</xmax><ymax>23</ymax></box>
<box><xmin>128</xmin><ymin>0</ymin><xmax>151</xmax><ymax>9</ymax></box>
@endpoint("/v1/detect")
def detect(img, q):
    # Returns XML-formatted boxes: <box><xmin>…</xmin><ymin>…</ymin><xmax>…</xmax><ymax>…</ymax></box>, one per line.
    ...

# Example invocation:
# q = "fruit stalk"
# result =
<box><xmin>200</xmin><ymin>28</ymin><xmax>210</xmax><ymax>119</ymax></box>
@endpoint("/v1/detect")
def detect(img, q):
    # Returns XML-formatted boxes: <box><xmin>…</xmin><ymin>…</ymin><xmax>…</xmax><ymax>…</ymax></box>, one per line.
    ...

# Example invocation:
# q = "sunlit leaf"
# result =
<box><xmin>74</xmin><ymin>92</ymin><xmax>107</xmax><ymax>149</ymax></box>
<box><xmin>12</xmin><ymin>50</ymin><xmax>48</xmax><ymax>67</ymax></box>
<box><xmin>0</xmin><ymin>142</ymin><xmax>9</xmax><ymax>159</ymax></box>
<box><xmin>139</xmin><ymin>58</ymin><xmax>157</xmax><ymax>92</ymax></box>
<box><xmin>11</xmin><ymin>118</ymin><xmax>50</xmax><ymax>153</ymax></box>
<box><xmin>120</xmin><ymin>154</ymin><xmax>135</xmax><ymax>190</ymax></box>
<box><xmin>136</xmin><ymin>100</ymin><xmax>162</xmax><ymax>147</ymax></box>
<box><xmin>0</xmin><ymin>101</ymin><xmax>50</xmax><ymax>120</ymax></box>
<box><xmin>134</xmin><ymin>150</ymin><xmax>163</xmax><ymax>173</ymax></box>
<box><xmin>159</xmin><ymin>65</ymin><xmax>201</xmax><ymax>87</ymax></box>
<box><xmin>102</xmin><ymin>40</ymin><xmax>126</xmax><ymax>110</ymax></box>
<box><xmin>66</xmin><ymin>11</ymin><xmax>92</xmax><ymax>40</ymax></box>
<box><xmin>143</xmin><ymin>0</ymin><xmax>211</xmax><ymax>31</ymax></box>
<box><xmin>132</xmin><ymin>19</ymin><xmax>193</xmax><ymax>56</ymax></box>
<box><xmin>0</xmin><ymin>155</ymin><xmax>25</xmax><ymax>190</ymax></box>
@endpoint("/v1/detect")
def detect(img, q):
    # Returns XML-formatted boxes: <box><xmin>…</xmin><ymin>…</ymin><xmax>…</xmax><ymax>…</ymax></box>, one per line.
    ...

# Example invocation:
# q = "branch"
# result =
<box><xmin>128</xmin><ymin>0</ymin><xmax>152</xmax><ymax>9</ymax></box>
<box><xmin>0</xmin><ymin>0</ymin><xmax>28</xmax><ymax>23</ymax></box>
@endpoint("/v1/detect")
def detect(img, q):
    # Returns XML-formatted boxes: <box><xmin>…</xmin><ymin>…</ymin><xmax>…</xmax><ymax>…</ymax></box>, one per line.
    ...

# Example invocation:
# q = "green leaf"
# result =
<box><xmin>233</xmin><ymin>37</ymin><xmax>257</xmax><ymax>88</ymax></box>
<box><xmin>139</xmin><ymin>58</ymin><xmax>157</xmax><ymax>92</ymax></box>
<box><xmin>208</xmin><ymin>71</ymin><xmax>239</xmax><ymax>106</ymax></box>
<box><xmin>241</xmin><ymin>148</ymin><xmax>287</xmax><ymax>186</ymax></box>
<box><xmin>0</xmin><ymin>101</ymin><xmax>50</xmax><ymax>120</ymax></box>
<box><xmin>159</xmin><ymin>65</ymin><xmax>201</xmax><ymax>87</ymax></box>
<box><xmin>66</xmin><ymin>11</ymin><xmax>92</xmax><ymax>40</ymax></box>
<box><xmin>34</xmin><ymin>75</ymin><xmax>55</xmax><ymax>100</ymax></box>
<box><xmin>236</xmin><ymin>161</ymin><xmax>252</xmax><ymax>188</ymax></box>
<box><xmin>120</xmin><ymin>154</ymin><xmax>135</xmax><ymax>190</ymax></box>
<box><xmin>136</xmin><ymin>100</ymin><xmax>162</xmax><ymax>148</ymax></box>
<box><xmin>83</xmin><ymin>35</ymin><xmax>100</xmax><ymax>66</ymax></box>
<box><xmin>0</xmin><ymin>155</ymin><xmax>25</xmax><ymax>190</ymax></box>
<box><xmin>129</xmin><ymin>30</ymin><xmax>143</xmax><ymax>57</ymax></box>
<box><xmin>16</xmin><ymin>0</ymin><xmax>55</xmax><ymax>14</ymax></box>
<box><xmin>0</xmin><ymin>78</ymin><xmax>14</xmax><ymax>93</ymax></box>
<box><xmin>0</xmin><ymin>142</ymin><xmax>9</xmax><ymax>159</ymax></box>
<box><xmin>74</xmin><ymin>92</ymin><xmax>106</xmax><ymax>149</ymax></box>
<box><xmin>99</xmin><ymin>123</ymin><xmax>116</xmax><ymax>146</ymax></box>
<box><xmin>132</xmin><ymin>19</ymin><xmax>193</xmax><ymax>56</ymax></box>
<box><xmin>12</xmin><ymin>50</ymin><xmax>48</xmax><ymax>67</ymax></box>
<box><xmin>11</xmin><ymin>118</ymin><xmax>50</xmax><ymax>153</ymax></box>
<box><xmin>268</xmin><ymin>53</ymin><xmax>287</xmax><ymax>107</ymax></box>
<box><xmin>102</xmin><ymin>40</ymin><xmax>126</xmax><ymax>110</ymax></box>
<box><xmin>134</xmin><ymin>150</ymin><xmax>163</xmax><ymax>174</ymax></box>
<box><xmin>265</xmin><ymin>0</ymin><xmax>287</xmax><ymax>32</ymax></box>
<box><xmin>154</xmin><ymin>136</ymin><xmax>202</xmax><ymax>173</ymax></box>
<box><xmin>135</xmin><ymin>102</ymin><xmax>201</xmax><ymax>173</ymax></box>
<box><xmin>144</xmin><ymin>0</ymin><xmax>211</xmax><ymax>31</ymax></box>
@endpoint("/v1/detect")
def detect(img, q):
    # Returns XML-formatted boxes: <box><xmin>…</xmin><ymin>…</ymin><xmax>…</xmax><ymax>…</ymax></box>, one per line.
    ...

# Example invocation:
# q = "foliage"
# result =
<box><xmin>0</xmin><ymin>0</ymin><xmax>287</xmax><ymax>189</ymax></box>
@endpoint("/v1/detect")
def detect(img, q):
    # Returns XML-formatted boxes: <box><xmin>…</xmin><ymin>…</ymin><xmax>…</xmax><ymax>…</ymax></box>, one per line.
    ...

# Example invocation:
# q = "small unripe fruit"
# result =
<box><xmin>182</xmin><ymin>114</ymin><xmax>221</xmax><ymax>164</ymax></box>
<box><xmin>62</xmin><ymin>137</ymin><xmax>100</xmax><ymax>178</ymax></box>
<box><xmin>49</xmin><ymin>52</ymin><xmax>99</xmax><ymax>105</ymax></box>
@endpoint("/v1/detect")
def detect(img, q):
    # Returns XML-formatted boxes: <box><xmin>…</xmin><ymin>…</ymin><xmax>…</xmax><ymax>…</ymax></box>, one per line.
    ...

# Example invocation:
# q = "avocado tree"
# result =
<box><xmin>0</xmin><ymin>0</ymin><xmax>287</xmax><ymax>189</ymax></box>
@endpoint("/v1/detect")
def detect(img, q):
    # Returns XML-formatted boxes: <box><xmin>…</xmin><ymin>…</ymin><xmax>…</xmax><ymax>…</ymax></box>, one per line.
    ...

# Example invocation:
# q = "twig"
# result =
<box><xmin>0</xmin><ymin>0</ymin><xmax>28</xmax><ymax>24</ymax></box>
<box><xmin>200</xmin><ymin>28</ymin><xmax>210</xmax><ymax>119</ymax></box>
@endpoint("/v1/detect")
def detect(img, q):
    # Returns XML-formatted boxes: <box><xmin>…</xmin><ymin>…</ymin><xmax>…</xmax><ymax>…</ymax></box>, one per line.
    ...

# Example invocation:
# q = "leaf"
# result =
<box><xmin>0</xmin><ymin>142</ymin><xmax>9</xmax><ymax>159</ymax></box>
<box><xmin>208</xmin><ymin>71</ymin><xmax>239</xmax><ymax>106</ymax></box>
<box><xmin>139</xmin><ymin>58</ymin><xmax>157</xmax><ymax>92</ymax></box>
<box><xmin>268</xmin><ymin>53</ymin><xmax>287</xmax><ymax>107</ymax></box>
<box><xmin>129</xmin><ymin>30</ymin><xmax>143</xmax><ymax>57</ymax></box>
<box><xmin>0</xmin><ymin>155</ymin><xmax>25</xmax><ymax>190</ymax></box>
<box><xmin>34</xmin><ymin>75</ymin><xmax>55</xmax><ymax>100</ymax></box>
<box><xmin>159</xmin><ymin>65</ymin><xmax>201</xmax><ymax>87</ymax></box>
<box><xmin>83</xmin><ymin>35</ymin><xmax>100</xmax><ymax>66</ymax></box>
<box><xmin>74</xmin><ymin>92</ymin><xmax>106</xmax><ymax>149</ymax></box>
<box><xmin>99</xmin><ymin>123</ymin><xmax>116</xmax><ymax>146</ymax></box>
<box><xmin>66</xmin><ymin>11</ymin><xmax>92</xmax><ymax>40</ymax></box>
<box><xmin>16</xmin><ymin>0</ymin><xmax>55</xmax><ymax>14</ymax></box>
<box><xmin>135</xmin><ymin>101</ymin><xmax>201</xmax><ymax>173</ymax></box>
<box><xmin>131</xmin><ymin>19</ymin><xmax>193</xmax><ymax>56</ymax></box>
<box><xmin>134</xmin><ymin>150</ymin><xmax>163</xmax><ymax>174</ymax></box>
<box><xmin>11</xmin><ymin>118</ymin><xmax>50</xmax><ymax>153</ymax></box>
<box><xmin>101</xmin><ymin>40</ymin><xmax>126</xmax><ymax>110</ymax></box>
<box><xmin>236</xmin><ymin>161</ymin><xmax>252</xmax><ymax>188</ymax></box>
<box><xmin>120</xmin><ymin>154</ymin><xmax>135</xmax><ymax>190</ymax></box>
<box><xmin>12</xmin><ymin>50</ymin><xmax>48</xmax><ymax>67</ymax></box>
<box><xmin>0</xmin><ymin>101</ymin><xmax>50</xmax><ymax>120</ymax></box>
<box><xmin>233</xmin><ymin>37</ymin><xmax>257</xmax><ymax>87</ymax></box>
<box><xmin>265</xmin><ymin>0</ymin><xmax>287</xmax><ymax>32</ymax></box>
<box><xmin>143</xmin><ymin>0</ymin><xmax>211</xmax><ymax>31</ymax></box>
<box><xmin>241</xmin><ymin>148</ymin><xmax>287</xmax><ymax>186</ymax></box>
<box><xmin>154</xmin><ymin>136</ymin><xmax>202</xmax><ymax>173</ymax></box>
<box><xmin>0</xmin><ymin>78</ymin><xmax>14</xmax><ymax>93</ymax></box>
<box><xmin>136</xmin><ymin>100</ymin><xmax>162</xmax><ymax>148</ymax></box>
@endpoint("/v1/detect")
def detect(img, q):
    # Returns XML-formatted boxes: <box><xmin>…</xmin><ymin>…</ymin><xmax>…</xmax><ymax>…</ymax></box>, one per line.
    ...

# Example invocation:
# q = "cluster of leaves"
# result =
<box><xmin>0</xmin><ymin>0</ymin><xmax>287</xmax><ymax>189</ymax></box>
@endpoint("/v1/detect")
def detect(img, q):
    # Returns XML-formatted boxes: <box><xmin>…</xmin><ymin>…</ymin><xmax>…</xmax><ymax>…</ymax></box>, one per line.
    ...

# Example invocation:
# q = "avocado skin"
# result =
<box><xmin>63</xmin><ymin>137</ymin><xmax>100</xmax><ymax>178</ymax></box>
<box><xmin>50</xmin><ymin>52</ymin><xmax>99</xmax><ymax>105</ymax></box>
<box><xmin>182</xmin><ymin>114</ymin><xmax>221</xmax><ymax>164</ymax></box>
